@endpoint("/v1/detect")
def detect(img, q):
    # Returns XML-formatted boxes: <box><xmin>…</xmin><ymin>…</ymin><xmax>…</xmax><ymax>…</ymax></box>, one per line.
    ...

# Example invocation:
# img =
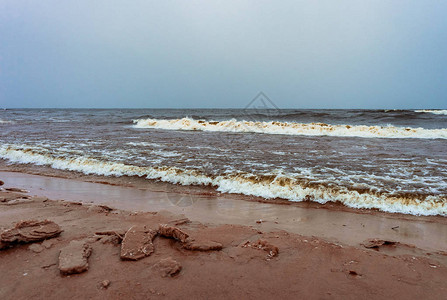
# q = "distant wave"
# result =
<box><xmin>1</xmin><ymin>144</ymin><xmax>446</xmax><ymax>216</ymax></box>
<box><xmin>0</xmin><ymin>119</ymin><xmax>15</xmax><ymax>124</ymax></box>
<box><xmin>133</xmin><ymin>117</ymin><xmax>447</xmax><ymax>139</ymax></box>
<box><xmin>415</xmin><ymin>110</ymin><xmax>447</xmax><ymax>115</ymax></box>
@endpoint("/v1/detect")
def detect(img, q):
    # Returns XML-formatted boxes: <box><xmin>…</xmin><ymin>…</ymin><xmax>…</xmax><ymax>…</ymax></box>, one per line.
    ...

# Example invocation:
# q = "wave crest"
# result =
<box><xmin>1</xmin><ymin>145</ymin><xmax>446</xmax><ymax>216</ymax></box>
<box><xmin>415</xmin><ymin>110</ymin><xmax>447</xmax><ymax>116</ymax></box>
<box><xmin>133</xmin><ymin>117</ymin><xmax>447</xmax><ymax>139</ymax></box>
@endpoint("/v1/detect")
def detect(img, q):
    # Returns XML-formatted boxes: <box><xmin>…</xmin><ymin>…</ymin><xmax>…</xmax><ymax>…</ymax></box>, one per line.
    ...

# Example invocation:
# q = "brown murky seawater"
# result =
<box><xmin>1</xmin><ymin>109</ymin><xmax>446</xmax><ymax>215</ymax></box>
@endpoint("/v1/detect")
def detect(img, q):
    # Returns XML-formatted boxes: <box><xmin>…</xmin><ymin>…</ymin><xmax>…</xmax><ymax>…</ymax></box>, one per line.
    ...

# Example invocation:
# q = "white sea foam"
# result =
<box><xmin>415</xmin><ymin>110</ymin><xmax>447</xmax><ymax>115</ymax></box>
<box><xmin>0</xmin><ymin>119</ymin><xmax>15</xmax><ymax>124</ymax></box>
<box><xmin>133</xmin><ymin>117</ymin><xmax>447</xmax><ymax>139</ymax></box>
<box><xmin>150</xmin><ymin>150</ymin><xmax>181</xmax><ymax>157</ymax></box>
<box><xmin>126</xmin><ymin>142</ymin><xmax>163</xmax><ymax>148</ymax></box>
<box><xmin>48</xmin><ymin>118</ymin><xmax>70</xmax><ymax>123</ymax></box>
<box><xmin>0</xmin><ymin>144</ymin><xmax>446</xmax><ymax>216</ymax></box>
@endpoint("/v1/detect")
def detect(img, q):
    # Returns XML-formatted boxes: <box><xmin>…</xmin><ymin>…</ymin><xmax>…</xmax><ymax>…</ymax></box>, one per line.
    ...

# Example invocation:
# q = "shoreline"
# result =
<box><xmin>1</xmin><ymin>173</ymin><xmax>447</xmax><ymax>299</ymax></box>
<box><xmin>2</xmin><ymin>162</ymin><xmax>446</xmax><ymax>219</ymax></box>
<box><xmin>1</xmin><ymin>170</ymin><xmax>447</xmax><ymax>252</ymax></box>
<box><xmin>1</xmin><ymin>150</ymin><xmax>445</xmax><ymax>217</ymax></box>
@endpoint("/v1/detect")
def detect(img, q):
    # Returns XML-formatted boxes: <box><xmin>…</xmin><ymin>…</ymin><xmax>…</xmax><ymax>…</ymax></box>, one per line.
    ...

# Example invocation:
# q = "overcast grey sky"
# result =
<box><xmin>0</xmin><ymin>1</ymin><xmax>446</xmax><ymax>109</ymax></box>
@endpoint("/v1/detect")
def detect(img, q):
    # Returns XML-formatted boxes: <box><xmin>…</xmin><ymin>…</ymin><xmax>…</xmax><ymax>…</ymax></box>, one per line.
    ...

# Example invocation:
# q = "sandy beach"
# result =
<box><xmin>3</xmin><ymin>1</ymin><xmax>447</xmax><ymax>299</ymax></box>
<box><xmin>1</xmin><ymin>171</ymin><xmax>446</xmax><ymax>299</ymax></box>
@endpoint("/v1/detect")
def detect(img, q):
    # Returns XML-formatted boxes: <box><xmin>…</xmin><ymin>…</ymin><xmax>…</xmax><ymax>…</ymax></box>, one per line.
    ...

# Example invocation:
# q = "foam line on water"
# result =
<box><xmin>1</xmin><ymin>144</ymin><xmax>446</xmax><ymax>216</ymax></box>
<box><xmin>415</xmin><ymin>110</ymin><xmax>447</xmax><ymax>115</ymax></box>
<box><xmin>133</xmin><ymin>117</ymin><xmax>447</xmax><ymax>139</ymax></box>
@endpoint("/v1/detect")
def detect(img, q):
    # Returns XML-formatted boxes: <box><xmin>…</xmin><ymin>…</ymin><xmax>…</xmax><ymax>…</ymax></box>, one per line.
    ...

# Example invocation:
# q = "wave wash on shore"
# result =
<box><xmin>133</xmin><ymin>117</ymin><xmax>447</xmax><ymax>139</ymax></box>
<box><xmin>1</xmin><ymin>145</ymin><xmax>446</xmax><ymax>217</ymax></box>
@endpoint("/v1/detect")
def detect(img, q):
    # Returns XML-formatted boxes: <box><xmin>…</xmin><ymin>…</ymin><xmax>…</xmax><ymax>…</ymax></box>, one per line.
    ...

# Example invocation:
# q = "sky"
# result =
<box><xmin>0</xmin><ymin>1</ymin><xmax>446</xmax><ymax>109</ymax></box>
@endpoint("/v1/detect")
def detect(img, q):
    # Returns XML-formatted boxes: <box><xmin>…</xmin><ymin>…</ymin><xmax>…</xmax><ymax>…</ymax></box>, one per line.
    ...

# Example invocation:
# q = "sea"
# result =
<box><xmin>1</xmin><ymin>108</ymin><xmax>446</xmax><ymax>216</ymax></box>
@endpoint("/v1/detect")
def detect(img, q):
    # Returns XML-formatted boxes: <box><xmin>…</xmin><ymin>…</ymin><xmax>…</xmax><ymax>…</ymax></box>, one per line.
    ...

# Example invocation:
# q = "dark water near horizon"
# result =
<box><xmin>1</xmin><ymin>108</ymin><xmax>446</xmax><ymax>216</ymax></box>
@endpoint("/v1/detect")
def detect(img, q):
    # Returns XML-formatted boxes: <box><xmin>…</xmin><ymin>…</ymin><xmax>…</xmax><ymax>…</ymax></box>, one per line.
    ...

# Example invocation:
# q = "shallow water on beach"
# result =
<box><xmin>3</xmin><ymin>171</ymin><xmax>447</xmax><ymax>252</ymax></box>
<box><xmin>0</xmin><ymin>108</ymin><xmax>446</xmax><ymax>216</ymax></box>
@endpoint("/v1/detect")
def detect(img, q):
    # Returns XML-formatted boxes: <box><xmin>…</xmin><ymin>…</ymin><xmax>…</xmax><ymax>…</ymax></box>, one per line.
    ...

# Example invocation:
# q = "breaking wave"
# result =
<box><xmin>415</xmin><ymin>110</ymin><xmax>447</xmax><ymax>116</ymax></box>
<box><xmin>1</xmin><ymin>145</ymin><xmax>446</xmax><ymax>216</ymax></box>
<box><xmin>0</xmin><ymin>119</ymin><xmax>15</xmax><ymax>124</ymax></box>
<box><xmin>133</xmin><ymin>117</ymin><xmax>447</xmax><ymax>139</ymax></box>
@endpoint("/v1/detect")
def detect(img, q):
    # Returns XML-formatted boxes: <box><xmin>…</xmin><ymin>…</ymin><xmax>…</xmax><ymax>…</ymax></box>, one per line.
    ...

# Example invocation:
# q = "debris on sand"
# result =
<box><xmin>158</xmin><ymin>224</ymin><xmax>189</xmax><ymax>243</ymax></box>
<box><xmin>154</xmin><ymin>257</ymin><xmax>182</xmax><ymax>277</ymax></box>
<box><xmin>58</xmin><ymin>240</ymin><xmax>92</xmax><ymax>275</ymax></box>
<box><xmin>95</xmin><ymin>230</ymin><xmax>125</xmax><ymax>245</ymax></box>
<box><xmin>0</xmin><ymin>192</ymin><xmax>30</xmax><ymax>203</ymax></box>
<box><xmin>95</xmin><ymin>230</ymin><xmax>125</xmax><ymax>239</ymax></box>
<box><xmin>101</xmin><ymin>280</ymin><xmax>111</xmax><ymax>289</ymax></box>
<box><xmin>120</xmin><ymin>225</ymin><xmax>158</xmax><ymax>260</ymax></box>
<box><xmin>167</xmin><ymin>217</ymin><xmax>190</xmax><ymax>226</ymax></box>
<box><xmin>362</xmin><ymin>239</ymin><xmax>397</xmax><ymax>249</ymax></box>
<box><xmin>87</xmin><ymin>204</ymin><xmax>113</xmax><ymax>214</ymax></box>
<box><xmin>183</xmin><ymin>239</ymin><xmax>223</xmax><ymax>251</ymax></box>
<box><xmin>0</xmin><ymin>220</ymin><xmax>62</xmax><ymax>250</ymax></box>
<box><xmin>4</xmin><ymin>187</ymin><xmax>29</xmax><ymax>193</ymax></box>
<box><xmin>42</xmin><ymin>239</ymin><xmax>55</xmax><ymax>249</ymax></box>
<box><xmin>99</xmin><ymin>235</ymin><xmax>121</xmax><ymax>245</ymax></box>
<box><xmin>98</xmin><ymin>204</ymin><xmax>114</xmax><ymax>212</ymax></box>
<box><xmin>241</xmin><ymin>239</ymin><xmax>279</xmax><ymax>259</ymax></box>
<box><xmin>28</xmin><ymin>243</ymin><xmax>45</xmax><ymax>253</ymax></box>
<box><xmin>4</xmin><ymin>198</ymin><xmax>33</xmax><ymax>205</ymax></box>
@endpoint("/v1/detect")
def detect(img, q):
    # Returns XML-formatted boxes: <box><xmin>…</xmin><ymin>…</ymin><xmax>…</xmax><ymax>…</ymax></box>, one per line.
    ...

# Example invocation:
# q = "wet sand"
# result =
<box><xmin>1</xmin><ymin>171</ymin><xmax>447</xmax><ymax>299</ymax></box>
<box><xmin>1</xmin><ymin>171</ymin><xmax>446</xmax><ymax>252</ymax></box>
